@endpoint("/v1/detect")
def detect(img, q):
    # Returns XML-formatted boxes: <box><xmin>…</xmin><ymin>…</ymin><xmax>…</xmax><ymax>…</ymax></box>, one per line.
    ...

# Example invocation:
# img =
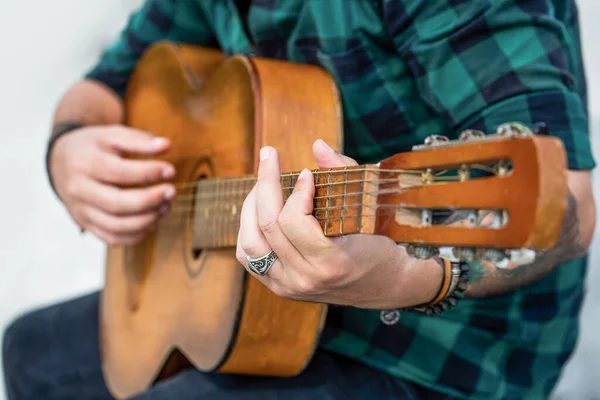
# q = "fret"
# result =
<box><xmin>192</xmin><ymin>165</ymin><xmax>377</xmax><ymax>250</ymax></box>
<box><xmin>214</xmin><ymin>179</ymin><xmax>221</xmax><ymax>247</ymax></box>
<box><xmin>229</xmin><ymin>178</ymin><xmax>235</xmax><ymax>245</ymax></box>
<box><xmin>359</xmin><ymin>166</ymin><xmax>379</xmax><ymax>235</ymax></box>
<box><xmin>234</xmin><ymin>177</ymin><xmax>243</xmax><ymax>242</ymax></box>
<box><xmin>233</xmin><ymin>178</ymin><xmax>238</xmax><ymax>246</ymax></box>
<box><xmin>282</xmin><ymin>173</ymin><xmax>293</xmax><ymax>200</ymax></box>
<box><xmin>359</xmin><ymin>169</ymin><xmax>365</xmax><ymax>233</ymax></box>
<box><xmin>206</xmin><ymin>180</ymin><xmax>212</xmax><ymax>248</ymax></box>
<box><xmin>341</xmin><ymin>168</ymin><xmax>347</xmax><ymax>234</ymax></box>
<box><xmin>228</xmin><ymin>181</ymin><xmax>237</xmax><ymax>244</ymax></box>
<box><xmin>223</xmin><ymin>178</ymin><xmax>229</xmax><ymax>247</ymax></box>
<box><xmin>229</xmin><ymin>179</ymin><xmax>233</xmax><ymax>244</ymax></box>
<box><xmin>325</xmin><ymin>169</ymin><xmax>331</xmax><ymax>233</ymax></box>
<box><xmin>226</xmin><ymin>179</ymin><xmax>230</xmax><ymax>246</ymax></box>
<box><xmin>227</xmin><ymin>179</ymin><xmax>232</xmax><ymax>245</ymax></box>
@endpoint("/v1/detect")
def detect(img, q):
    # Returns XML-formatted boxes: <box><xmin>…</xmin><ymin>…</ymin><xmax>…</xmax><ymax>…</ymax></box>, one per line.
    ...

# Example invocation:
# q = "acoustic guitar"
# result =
<box><xmin>100</xmin><ymin>41</ymin><xmax>567</xmax><ymax>398</ymax></box>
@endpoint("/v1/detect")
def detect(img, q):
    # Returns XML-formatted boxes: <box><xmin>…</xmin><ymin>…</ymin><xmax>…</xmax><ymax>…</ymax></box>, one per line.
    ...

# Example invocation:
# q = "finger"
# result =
<box><xmin>82</xmin><ymin>180</ymin><xmax>175</xmax><ymax>216</ymax></box>
<box><xmin>279</xmin><ymin>169</ymin><xmax>331</xmax><ymax>257</ymax></box>
<box><xmin>312</xmin><ymin>139</ymin><xmax>358</xmax><ymax>169</ymax></box>
<box><xmin>90</xmin><ymin>152</ymin><xmax>175</xmax><ymax>186</ymax></box>
<box><xmin>99</xmin><ymin>127</ymin><xmax>171</xmax><ymax>156</ymax></box>
<box><xmin>255</xmin><ymin>147</ymin><xmax>304</xmax><ymax>266</ymax></box>
<box><xmin>236</xmin><ymin>188</ymin><xmax>282</xmax><ymax>282</ymax></box>
<box><xmin>82</xmin><ymin>204</ymin><xmax>165</xmax><ymax>236</ymax></box>
<box><xmin>86</xmin><ymin>224</ymin><xmax>149</xmax><ymax>246</ymax></box>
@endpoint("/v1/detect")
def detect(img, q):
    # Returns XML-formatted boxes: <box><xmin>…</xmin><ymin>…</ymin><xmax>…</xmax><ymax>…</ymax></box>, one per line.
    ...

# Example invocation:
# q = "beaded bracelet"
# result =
<box><xmin>412</xmin><ymin>259</ymin><xmax>470</xmax><ymax>316</ymax></box>
<box><xmin>379</xmin><ymin>258</ymin><xmax>470</xmax><ymax>324</ymax></box>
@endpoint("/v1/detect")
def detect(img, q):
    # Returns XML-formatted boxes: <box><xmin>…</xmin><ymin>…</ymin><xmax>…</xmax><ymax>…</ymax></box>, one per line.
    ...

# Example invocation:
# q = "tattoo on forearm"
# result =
<box><xmin>441</xmin><ymin>190</ymin><xmax>584</xmax><ymax>297</ymax></box>
<box><xmin>467</xmin><ymin>261</ymin><xmax>486</xmax><ymax>286</ymax></box>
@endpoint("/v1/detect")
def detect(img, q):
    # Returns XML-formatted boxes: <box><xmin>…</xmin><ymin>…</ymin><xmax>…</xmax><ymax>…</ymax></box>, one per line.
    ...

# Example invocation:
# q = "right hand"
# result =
<box><xmin>49</xmin><ymin>125</ymin><xmax>177</xmax><ymax>245</ymax></box>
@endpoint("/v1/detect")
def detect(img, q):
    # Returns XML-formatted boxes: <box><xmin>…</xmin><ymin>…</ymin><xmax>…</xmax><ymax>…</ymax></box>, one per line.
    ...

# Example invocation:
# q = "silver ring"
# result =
<box><xmin>247</xmin><ymin>250</ymin><xmax>278</xmax><ymax>276</ymax></box>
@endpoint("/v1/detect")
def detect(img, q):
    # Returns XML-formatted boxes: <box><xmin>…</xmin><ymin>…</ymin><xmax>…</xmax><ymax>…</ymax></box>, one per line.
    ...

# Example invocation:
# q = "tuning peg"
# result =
<box><xmin>458</xmin><ymin>129</ymin><xmax>485</xmax><ymax>141</ymax></box>
<box><xmin>452</xmin><ymin>247</ymin><xmax>476</xmax><ymax>262</ymax></box>
<box><xmin>507</xmin><ymin>249</ymin><xmax>537</xmax><ymax>267</ymax></box>
<box><xmin>423</xmin><ymin>134</ymin><xmax>449</xmax><ymax>147</ymax></box>
<box><xmin>496</xmin><ymin>122</ymin><xmax>533</xmax><ymax>137</ymax></box>
<box><xmin>483</xmin><ymin>249</ymin><xmax>508</xmax><ymax>263</ymax></box>
<box><xmin>493</xmin><ymin>160</ymin><xmax>510</xmax><ymax>177</ymax></box>
<box><xmin>406</xmin><ymin>245</ymin><xmax>438</xmax><ymax>260</ymax></box>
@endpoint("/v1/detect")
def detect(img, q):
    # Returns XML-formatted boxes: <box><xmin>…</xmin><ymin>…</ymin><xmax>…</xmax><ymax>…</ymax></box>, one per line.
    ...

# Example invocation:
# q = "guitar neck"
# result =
<box><xmin>191</xmin><ymin>165</ymin><xmax>380</xmax><ymax>249</ymax></box>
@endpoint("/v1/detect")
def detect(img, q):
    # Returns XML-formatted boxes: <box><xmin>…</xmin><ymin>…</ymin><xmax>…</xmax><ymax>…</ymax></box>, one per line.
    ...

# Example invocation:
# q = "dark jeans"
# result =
<box><xmin>2</xmin><ymin>292</ymin><xmax>449</xmax><ymax>399</ymax></box>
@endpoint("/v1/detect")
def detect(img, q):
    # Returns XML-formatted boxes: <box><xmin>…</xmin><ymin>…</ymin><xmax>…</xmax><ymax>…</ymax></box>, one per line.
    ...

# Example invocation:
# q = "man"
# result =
<box><xmin>2</xmin><ymin>0</ymin><xmax>596</xmax><ymax>399</ymax></box>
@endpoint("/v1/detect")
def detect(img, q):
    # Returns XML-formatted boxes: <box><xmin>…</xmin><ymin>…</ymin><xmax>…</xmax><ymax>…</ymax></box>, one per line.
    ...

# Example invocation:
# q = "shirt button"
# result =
<box><xmin>380</xmin><ymin>310</ymin><xmax>401</xmax><ymax>325</ymax></box>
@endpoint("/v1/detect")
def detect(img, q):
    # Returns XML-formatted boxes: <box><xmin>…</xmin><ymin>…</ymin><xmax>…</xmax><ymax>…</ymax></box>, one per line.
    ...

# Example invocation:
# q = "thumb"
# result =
<box><xmin>312</xmin><ymin>139</ymin><xmax>358</xmax><ymax>169</ymax></box>
<box><xmin>100</xmin><ymin>126</ymin><xmax>171</xmax><ymax>156</ymax></box>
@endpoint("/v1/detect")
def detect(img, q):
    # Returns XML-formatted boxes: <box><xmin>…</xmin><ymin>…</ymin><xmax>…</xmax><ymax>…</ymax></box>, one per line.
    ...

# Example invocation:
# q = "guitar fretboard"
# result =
<box><xmin>191</xmin><ymin>165</ymin><xmax>379</xmax><ymax>249</ymax></box>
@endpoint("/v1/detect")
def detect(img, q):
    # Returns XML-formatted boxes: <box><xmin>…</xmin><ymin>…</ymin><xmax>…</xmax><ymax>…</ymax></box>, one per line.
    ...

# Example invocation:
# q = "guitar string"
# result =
<box><xmin>154</xmin><ymin>197</ymin><xmax>495</xmax><ymax>239</ymax></box>
<box><xmin>171</xmin><ymin>202</ymin><xmax>480</xmax><ymax>216</ymax></box>
<box><xmin>171</xmin><ymin>177</ymin><xmax>430</xmax><ymax>203</ymax></box>
<box><xmin>169</xmin><ymin>185</ymin><xmax>446</xmax><ymax>212</ymax></box>
<box><xmin>167</xmin><ymin>172</ymin><xmax>494</xmax><ymax>205</ymax></box>
<box><xmin>109</xmin><ymin>165</ymin><xmax>502</xmax><ymax>233</ymax></box>
<box><xmin>166</xmin><ymin>168</ymin><xmax>422</xmax><ymax>190</ymax></box>
<box><xmin>155</xmin><ymin>191</ymin><xmax>499</xmax><ymax>230</ymax></box>
<box><xmin>164</xmin><ymin>164</ymin><xmax>499</xmax><ymax>190</ymax></box>
<box><xmin>158</xmin><ymin>209</ymin><xmax>475</xmax><ymax>230</ymax></box>
<box><xmin>149</xmin><ymin>170</ymin><xmax>501</xmax><ymax>231</ymax></box>
<box><xmin>160</xmin><ymin>207</ymin><xmax>496</xmax><ymax>244</ymax></box>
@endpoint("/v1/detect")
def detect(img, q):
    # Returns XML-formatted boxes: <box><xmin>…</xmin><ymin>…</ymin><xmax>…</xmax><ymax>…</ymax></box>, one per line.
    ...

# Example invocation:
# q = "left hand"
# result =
<box><xmin>236</xmin><ymin>139</ymin><xmax>440</xmax><ymax>309</ymax></box>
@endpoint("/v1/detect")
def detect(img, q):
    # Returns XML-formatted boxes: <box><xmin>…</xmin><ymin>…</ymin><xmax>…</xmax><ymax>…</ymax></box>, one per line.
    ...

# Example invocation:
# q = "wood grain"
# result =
<box><xmin>99</xmin><ymin>41</ymin><xmax>569</xmax><ymax>400</ymax></box>
<box><xmin>100</xmin><ymin>42</ymin><xmax>338</xmax><ymax>398</ymax></box>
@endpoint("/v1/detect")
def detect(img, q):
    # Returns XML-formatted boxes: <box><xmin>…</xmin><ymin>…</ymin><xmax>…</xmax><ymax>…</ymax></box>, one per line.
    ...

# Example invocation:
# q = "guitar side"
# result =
<box><xmin>100</xmin><ymin>42</ymin><xmax>340</xmax><ymax>398</ymax></box>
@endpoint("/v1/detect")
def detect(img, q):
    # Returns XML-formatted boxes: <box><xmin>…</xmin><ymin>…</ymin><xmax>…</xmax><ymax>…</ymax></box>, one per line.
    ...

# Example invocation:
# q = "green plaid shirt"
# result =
<box><xmin>86</xmin><ymin>1</ymin><xmax>596</xmax><ymax>398</ymax></box>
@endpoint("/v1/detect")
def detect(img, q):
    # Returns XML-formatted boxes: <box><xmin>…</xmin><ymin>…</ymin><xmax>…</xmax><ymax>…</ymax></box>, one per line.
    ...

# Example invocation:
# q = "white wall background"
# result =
<box><xmin>0</xmin><ymin>1</ymin><xmax>597</xmax><ymax>398</ymax></box>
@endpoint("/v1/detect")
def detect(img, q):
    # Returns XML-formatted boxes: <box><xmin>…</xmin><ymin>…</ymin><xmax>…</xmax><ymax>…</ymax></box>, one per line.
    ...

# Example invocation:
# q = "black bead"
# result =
<box><xmin>441</xmin><ymin>302</ymin><xmax>450</xmax><ymax>311</ymax></box>
<box><xmin>425</xmin><ymin>308</ymin><xmax>434</xmax><ymax>316</ymax></box>
<box><xmin>448</xmin><ymin>297</ymin><xmax>458</xmax><ymax>307</ymax></box>
<box><xmin>433</xmin><ymin>306</ymin><xmax>443</xmax><ymax>315</ymax></box>
<box><xmin>457</xmin><ymin>282</ymin><xmax>468</xmax><ymax>291</ymax></box>
<box><xmin>460</xmin><ymin>264</ymin><xmax>470</xmax><ymax>272</ymax></box>
<box><xmin>454</xmin><ymin>290</ymin><xmax>465</xmax><ymax>298</ymax></box>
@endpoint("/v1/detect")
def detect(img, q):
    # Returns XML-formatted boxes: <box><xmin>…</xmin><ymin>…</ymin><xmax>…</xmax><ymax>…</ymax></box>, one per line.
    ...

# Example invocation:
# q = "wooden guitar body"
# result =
<box><xmin>100</xmin><ymin>42</ymin><xmax>569</xmax><ymax>399</ymax></box>
<box><xmin>101</xmin><ymin>42</ymin><xmax>340</xmax><ymax>398</ymax></box>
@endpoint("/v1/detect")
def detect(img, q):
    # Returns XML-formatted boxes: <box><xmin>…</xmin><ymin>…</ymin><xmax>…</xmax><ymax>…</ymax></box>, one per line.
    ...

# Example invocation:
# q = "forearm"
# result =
<box><xmin>466</xmin><ymin>173</ymin><xmax>596</xmax><ymax>298</ymax></box>
<box><xmin>389</xmin><ymin>249</ymin><xmax>444</xmax><ymax>309</ymax></box>
<box><xmin>387</xmin><ymin>172</ymin><xmax>596</xmax><ymax>306</ymax></box>
<box><xmin>52</xmin><ymin>79</ymin><xmax>124</xmax><ymax>136</ymax></box>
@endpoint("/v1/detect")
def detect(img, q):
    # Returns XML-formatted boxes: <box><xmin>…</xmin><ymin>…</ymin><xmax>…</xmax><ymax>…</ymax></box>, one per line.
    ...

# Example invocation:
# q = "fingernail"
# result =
<box><xmin>162</xmin><ymin>165</ymin><xmax>175</xmax><ymax>179</ymax></box>
<box><xmin>319</xmin><ymin>139</ymin><xmax>334</xmax><ymax>152</ymax></box>
<box><xmin>152</xmin><ymin>137</ymin><xmax>169</xmax><ymax>147</ymax></box>
<box><xmin>164</xmin><ymin>186</ymin><xmax>176</xmax><ymax>200</ymax></box>
<box><xmin>298</xmin><ymin>168</ymin><xmax>312</xmax><ymax>182</ymax></box>
<box><xmin>260</xmin><ymin>147</ymin><xmax>269</xmax><ymax>161</ymax></box>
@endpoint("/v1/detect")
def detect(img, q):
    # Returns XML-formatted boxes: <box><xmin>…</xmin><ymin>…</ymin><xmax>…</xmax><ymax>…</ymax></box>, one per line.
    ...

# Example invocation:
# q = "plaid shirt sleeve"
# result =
<box><xmin>85</xmin><ymin>0</ymin><xmax>215</xmax><ymax>98</ymax></box>
<box><xmin>383</xmin><ymin>0</ymin><xmax>596</xmax><ymax>170</ymax></box>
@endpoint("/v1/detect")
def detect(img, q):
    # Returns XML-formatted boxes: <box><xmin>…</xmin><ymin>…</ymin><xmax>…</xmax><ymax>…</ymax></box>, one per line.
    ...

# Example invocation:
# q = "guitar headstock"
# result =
<box><xmin>374</xmin><ymin>123</ymin><xmax>567</xmax><ymax>264</ymax></box>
